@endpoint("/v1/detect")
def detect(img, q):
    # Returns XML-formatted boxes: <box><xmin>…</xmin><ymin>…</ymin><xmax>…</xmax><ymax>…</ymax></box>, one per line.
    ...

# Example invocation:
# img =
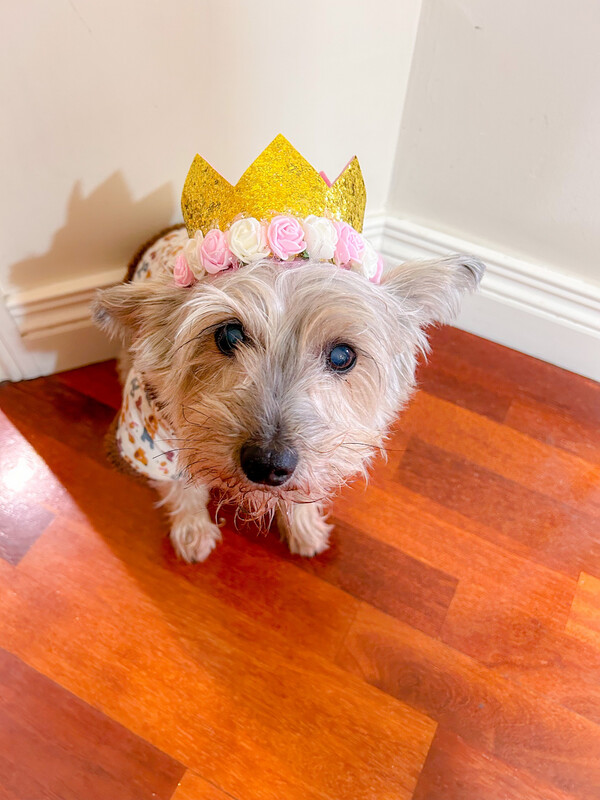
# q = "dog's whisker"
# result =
<box><xmin>151</xmin><ymin>446</ymin><xmax>198</xmax><ymax>460</ymax></box>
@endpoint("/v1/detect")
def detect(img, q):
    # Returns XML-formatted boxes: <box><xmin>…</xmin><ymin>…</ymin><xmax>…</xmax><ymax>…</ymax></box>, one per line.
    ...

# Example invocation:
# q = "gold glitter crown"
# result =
<box><xmin>181</xmin><ymin>134</ymin><xmax>366</xmax><ymax>236</ymax></box>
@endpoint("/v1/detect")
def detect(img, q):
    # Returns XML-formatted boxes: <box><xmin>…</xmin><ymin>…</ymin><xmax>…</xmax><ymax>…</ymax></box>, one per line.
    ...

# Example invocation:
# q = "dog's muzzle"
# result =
<box><xmin>239</xmin><ymin>441</ymin><xmax>298</xmax><ymax>487</ymax></box>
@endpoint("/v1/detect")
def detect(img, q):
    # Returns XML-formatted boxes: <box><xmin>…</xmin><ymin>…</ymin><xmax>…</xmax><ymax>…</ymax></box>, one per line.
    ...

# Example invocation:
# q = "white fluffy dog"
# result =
<box><xmin>93</xmin><ymin>226</ymin><xmax>483</xmax><ymax>562</ymax></box>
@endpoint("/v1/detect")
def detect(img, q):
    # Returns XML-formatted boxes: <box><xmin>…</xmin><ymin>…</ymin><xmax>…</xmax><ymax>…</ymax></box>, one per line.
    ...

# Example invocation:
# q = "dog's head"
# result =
<box><xmin>93</xmin><ymin>255</ymin><xmax>483</xmax><ymax>517</ymax></box>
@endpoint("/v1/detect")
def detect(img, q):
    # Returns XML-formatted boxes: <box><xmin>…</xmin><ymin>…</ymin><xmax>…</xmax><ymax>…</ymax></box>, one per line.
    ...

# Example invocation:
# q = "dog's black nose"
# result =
<box><xmin>239</xmin><ymin>442</ymin><xmax>298</xmax><ymax>486</ymax></box>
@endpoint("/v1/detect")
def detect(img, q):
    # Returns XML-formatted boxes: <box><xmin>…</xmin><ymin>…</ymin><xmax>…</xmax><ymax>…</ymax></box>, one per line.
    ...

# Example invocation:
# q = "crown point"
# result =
<box><xmin>181</xmin><ymin>154</ymin><xmax>234</xmax><ymax>236</ymax></box>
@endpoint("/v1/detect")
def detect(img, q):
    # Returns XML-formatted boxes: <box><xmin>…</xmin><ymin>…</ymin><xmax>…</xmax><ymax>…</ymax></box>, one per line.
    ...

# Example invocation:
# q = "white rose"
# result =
<box><xmin>183</xmin><ymin>230</ymin><xmax>204</xmax><ymax>270</ymax></box>
<box><xmin>358</xmin><ymin>239</ymin><xmax>379</xmax><ymax>279</ymax></box>
<box><xmin>227</xmin><ymin>218</ymin><xmax>269</xmax><ymax>263</ymax></box>
<box><xmin>302</xmin><ymin>215</ymin><xmax>338</xmax><ymax>261</ymax></box>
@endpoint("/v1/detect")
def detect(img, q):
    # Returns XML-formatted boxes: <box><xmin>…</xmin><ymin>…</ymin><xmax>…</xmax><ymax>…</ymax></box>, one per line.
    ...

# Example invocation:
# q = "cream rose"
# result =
<box><xmin>301</xmin><ymin>215</ymin><xmax>338</xmax><ymax>261</ymax></box>
<box><xmin>358</xmin><ymin>239</ymin><xmax>379</xmax><ymax>280</ymax></box>
<box><xmin>183</xmin><ymin>230</ymin><xmax>204</xmax><ymax>271</ymax></box>
<box><xmin>227</xmin><ymin>217</ymin><xmax>270</xmax><ymax>263</ymax></box>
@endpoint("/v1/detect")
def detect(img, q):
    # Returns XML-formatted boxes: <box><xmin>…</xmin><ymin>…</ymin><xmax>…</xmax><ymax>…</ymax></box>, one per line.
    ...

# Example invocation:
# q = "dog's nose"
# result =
<box><xmin>239</xmin><ymin>442</ymin><xmax>298</xmax><ymax>486</ymax></box>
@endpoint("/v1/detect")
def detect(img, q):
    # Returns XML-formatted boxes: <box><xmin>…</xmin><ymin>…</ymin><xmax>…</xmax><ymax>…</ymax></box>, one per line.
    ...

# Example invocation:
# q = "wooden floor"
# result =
<box><xmin>1</xmin><ymin>326</ymin><xmax>599</xmax><ymax>800</ymax></box>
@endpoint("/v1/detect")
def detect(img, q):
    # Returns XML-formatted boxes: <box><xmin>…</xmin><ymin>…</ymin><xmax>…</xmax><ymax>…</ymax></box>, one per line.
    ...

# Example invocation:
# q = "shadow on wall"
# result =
<box><xmin>9</xmin><ymin>172</ymin><xmax>177</xmax><ymax>295</ymax></box>
<box><xmin>3</xmin><ymin>172</ymin><xmax>177</xmax><ymax>379</ymax></box>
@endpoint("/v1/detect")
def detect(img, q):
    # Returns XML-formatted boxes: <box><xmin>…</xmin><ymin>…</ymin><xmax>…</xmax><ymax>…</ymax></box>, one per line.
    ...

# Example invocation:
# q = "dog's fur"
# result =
<box><xmin>93</xmin><ymin>249</ymin><xmax>484</xmax><ymax>562</ymax></box>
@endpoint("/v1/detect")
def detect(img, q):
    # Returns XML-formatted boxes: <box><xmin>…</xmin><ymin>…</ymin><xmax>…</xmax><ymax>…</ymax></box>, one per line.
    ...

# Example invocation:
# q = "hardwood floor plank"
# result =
<box><xmin>441</xmin><ymin>582</ymin><xmax>600</xmax><ymax>725</ymax></box>
<box><xmin>2</xmin><ymin>335</ymin><xmax>599</xmax><ymax>798</ymax></box>
<box><xmin>0</xmin><ymin>412</ymin><xmax>60</xmax><ymax>564</ymax></box>
<box><xmin>334</xmin><ymin>477</ymin><xmax>579</xmax><ymax>630</ymax></box>
<box><xmin>0</xmin><ymin>498</ymin><xmax>54</xmax><ymax>565</ymax></box>
<box><xmin>397</xmin><ymin>436</ymin><xmax>600</xmax><ymax>578</ymax></box>
<box><xmin>412</xmin><ymin>728</ymin><xmax>579</xmax><ymax>800</ymax></box>
<box><xmin>0</xmin><ymin>647</ymin><xmax>183</xmax><ymax>800</ymax></box>
<box><xmin>505</xmin><ymin>396</ymin><xmax>600</xmax><ymax>463</ymax></box>
<box><xmin>0</xmin><ymin>379</ymin><xmax>115</xmax><ymax>465</ymax></box>
<box><xmin>0</xmin><ymin>515</ymin><xmax>435</xmax><ymax>800</ymax></box>
<box><xmin>171</xmin><ymin>771</ymin><xmax>238</xmax><ymax>800</ymax></box>
<box><xmin>425</xmin><ymin>327</ymin><xmax>600</xmax><ymax>425</ymax></box>
<box><xmin>566</xmin><ymin>572</ymin><xmax>600</xmax><ymax>649</ymax></box>
<box><xmin>337</xmin><ymin>603</ymin><xmax>600</xmax><ymax>800</ymax></box>
<box><xmin>400</xmin><ymin>391</ymin><xmax>600</xmax><ymax>512</ymax></box>
<box><xmin>0</xmin><ymin>411</ymin><xmax>72</xmax><ymax>511</ymax></box>
<box><xmin>415</xmin><ymin>354</ymin><xmax>512</xmax><ymax>423</ymax></box>
<box><xmin>165</xmin><ymin>526</ymin><xmax>361</xmax><ymax>662</ymax></box>
<box><xmin>0</xmin><ymin>412</ymin><xmax>361</xmax><ymax>662</ymax></box>
<box><xmin>54</xmin><ymin>359</ymin><xmax>123</xmax><ymax>410</ymax></box>
<box><xmin>300</xmin><ymin>517</ymin><xmax>456</xmax><ymax>637</ymax></box>
<box><xmin>232</xmin><ymin>516</ymin><xmax>457</xmax><ymax>637</ymax></box>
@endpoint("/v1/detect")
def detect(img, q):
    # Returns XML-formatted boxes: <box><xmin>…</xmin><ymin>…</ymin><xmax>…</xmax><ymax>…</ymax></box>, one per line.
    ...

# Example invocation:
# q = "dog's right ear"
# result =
<box><xmin>91</xmin><ymin>280</ymin><xmax>186</xmax><ymax>343</ymax></box>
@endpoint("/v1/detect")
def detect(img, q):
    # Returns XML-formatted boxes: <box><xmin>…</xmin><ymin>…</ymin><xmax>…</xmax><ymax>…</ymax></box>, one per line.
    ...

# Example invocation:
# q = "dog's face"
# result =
<box><xmin>94</xmin><ymin>255</ymin><xmax>483</xmax><ymax>518</ymax></box>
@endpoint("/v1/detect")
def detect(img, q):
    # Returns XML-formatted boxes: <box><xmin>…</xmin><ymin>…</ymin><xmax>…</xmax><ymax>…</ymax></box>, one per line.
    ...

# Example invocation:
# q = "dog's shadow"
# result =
<box><xmin>5</xmin><ymin>173</ymin><xmax>176</xmax><ymax>376</ymax></box>
<box><xmin>9</xmin><ymin>173</ymin><xmax>176</xmax><ymax>294</ymax></box>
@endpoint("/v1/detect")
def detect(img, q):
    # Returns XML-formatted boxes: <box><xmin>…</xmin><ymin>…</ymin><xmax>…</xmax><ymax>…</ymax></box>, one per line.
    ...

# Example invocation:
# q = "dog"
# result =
<box><xmin>93</xmin><ymin>224</ymin><xmax>484</xmax><ymax>562</ymax></box>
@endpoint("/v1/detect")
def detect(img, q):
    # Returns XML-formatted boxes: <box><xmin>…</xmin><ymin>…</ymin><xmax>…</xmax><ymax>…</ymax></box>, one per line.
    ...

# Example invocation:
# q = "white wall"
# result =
<box><xmin>2</xmin><ymin>0</ymin><xmax>598</xmax><ymax>383</ymax></box>
<box><xmin>388</xmin><ymin>0</ymin><xmax>600</xmax><ymax>288</ymax></box>
<box><xmin>0</xmin><ymin>0</ymin><xmax>421</xmax><ymax>378</ymax></box>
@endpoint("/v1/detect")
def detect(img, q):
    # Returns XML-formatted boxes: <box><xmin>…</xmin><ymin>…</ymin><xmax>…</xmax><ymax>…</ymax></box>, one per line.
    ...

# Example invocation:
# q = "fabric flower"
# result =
<box><xmin>301</xmin><ymin>215</ymin><xmax>338</xmax><ymax>261</ymax></box>
<box><xmin>173</xmin><ymin>254</ymin><xmax>196</xmax><ymax>286</ymax></box>
<box><xmin>267</xmin><ymin>215</ymin><xmax>306</xmax><ymax>261</ymax></box>
<box><xmin>199</xmin><ymin>229</ymin><xmax>235</xmax><ymax>274</ymax></box>
<box><xmin>333</xmin><ymin>221</ymin><xmax>365</xmax><ymax>268</ymax></box>
<box><xmin>183</xmin><ymin>230</ymin><xmax>204</xmax><ymax>270</ymax></box>
<box><xmin>371</xmin><ymin>255</ymin><xmax>384</xmax><ymax>284</ymax></box>
<box><xmin>227</xmin><ymin>217</ymin><xmax>270</xmax><ymax>263</ymax></box>
<box><xmin>358</xmin><ymin>240</ymin><xmax>380</xmax><ymax>281</ymax></box>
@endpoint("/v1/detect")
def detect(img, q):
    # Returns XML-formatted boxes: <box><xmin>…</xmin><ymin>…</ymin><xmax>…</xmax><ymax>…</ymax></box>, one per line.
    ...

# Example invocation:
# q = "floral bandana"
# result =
<box><xmin>113</xmin><ymin>230</ymin><xmax>191</xmax><ymax>481</ymax></box>
<box><xmin>116</xmin><ymin>367</ymin><xmax>181</xmax><ymax>481</ymax></box>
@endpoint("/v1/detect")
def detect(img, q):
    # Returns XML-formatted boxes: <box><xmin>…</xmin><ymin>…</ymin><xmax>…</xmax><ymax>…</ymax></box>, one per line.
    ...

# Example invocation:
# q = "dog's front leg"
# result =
<box><xmin>154</xmin><ymin>480</ymin><xmax>221</xmax><ymax>563</ymax></box>
<box><xmin>276</xmin><ymin>501</ymin><xmax>332</xmax><ymax>557</ymax></box>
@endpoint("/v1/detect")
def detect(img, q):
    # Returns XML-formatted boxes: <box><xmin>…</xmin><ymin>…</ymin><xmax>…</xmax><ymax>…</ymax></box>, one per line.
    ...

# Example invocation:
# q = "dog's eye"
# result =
<box><xmin>327</xmin><ymin>343</ymin><xmax>356</xmax><ymax>373</ymax></box>
<box><xmin>215</xmin><ymin>322</ymin><xmax>246</xmax><ymax>355</ymax></box>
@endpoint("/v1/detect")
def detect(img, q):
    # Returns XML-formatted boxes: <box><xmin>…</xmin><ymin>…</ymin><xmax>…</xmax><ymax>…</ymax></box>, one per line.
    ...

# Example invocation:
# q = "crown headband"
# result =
<box><xmin>174</xmin><ymin>135</ymin><xmax>383</xmax><ymax>285</ymax></box>
<box><xmin>182</xmin><ymin>134</ymin><xmax>366</xmax><ymax>235</ymax></box>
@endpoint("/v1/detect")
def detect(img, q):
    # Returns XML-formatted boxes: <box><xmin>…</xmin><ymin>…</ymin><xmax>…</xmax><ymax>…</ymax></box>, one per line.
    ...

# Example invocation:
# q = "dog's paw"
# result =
<box><xmin>287</xmin><ymin>533</ymin><xmax>331</xmax><ymax>558</ymax></box>
<box><xmin>285</xmin><ymin>505</ymin><xmax>332</xmax><ymax>557</ymax></box>
<box><xmin>170</xmin><ymin>517</ymin><xmax>222</xmax><ymax>563</ymax></box>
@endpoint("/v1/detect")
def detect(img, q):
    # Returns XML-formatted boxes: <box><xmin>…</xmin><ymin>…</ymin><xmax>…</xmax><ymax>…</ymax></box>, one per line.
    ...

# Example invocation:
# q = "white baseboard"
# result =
<box><xmin>6</xmin><ymin>267</ymin><xmax>125</xmax><ymax>338</ymax></box>
<box><xmin>373</xmin><ymin>216</ymin><xmax>600</xmax><ymax>383</ymax></box>
<box><xmin>1</xmin><ymin>219</ymin><xmax>598</xmax><ymax>383</ymax></box>
<box><xmin>1</xmin><ymin>267</ymin><xmax>123</xmax><ymax>381</ymax></box>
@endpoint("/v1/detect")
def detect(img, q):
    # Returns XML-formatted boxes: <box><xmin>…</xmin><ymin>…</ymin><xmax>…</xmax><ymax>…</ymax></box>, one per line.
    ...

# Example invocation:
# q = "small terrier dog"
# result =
<box><xmin>93</xmin><ymin>226</ymin><xmax>483</xmax><ymax>562</ymax></box>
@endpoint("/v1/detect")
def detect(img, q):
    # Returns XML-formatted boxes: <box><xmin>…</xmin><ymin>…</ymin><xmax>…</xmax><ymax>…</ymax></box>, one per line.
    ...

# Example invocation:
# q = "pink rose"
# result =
<box><xmin>333</xmin><ymin>222</ymin><xmax>365</xmax><ymax>268</ymax></box>
<box><xmin>267</xmin><ymin>215</ymin><xmax>306</xmax><ymax>261</ymax></box>
<box><xmin>173</xmin><ymin>254</ymin><xmax>196</xmax><ymax>286</ymax></box>
<box><xmin>199</xmin><ymin>229</ymin><xmax>235</xmax><ymax>274</ymax></box>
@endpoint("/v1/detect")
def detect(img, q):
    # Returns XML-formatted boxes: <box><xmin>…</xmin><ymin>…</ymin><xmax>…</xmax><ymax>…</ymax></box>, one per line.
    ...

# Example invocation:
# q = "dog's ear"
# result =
<box><xmin>380</xmin><ymin>254</ymin><xmax>485</xmax><ymax>328</ymax></box>
<box><xmin>91</xmin><ymin>280</ymin><xmax>186</xmax><ymax>343</ymax></box>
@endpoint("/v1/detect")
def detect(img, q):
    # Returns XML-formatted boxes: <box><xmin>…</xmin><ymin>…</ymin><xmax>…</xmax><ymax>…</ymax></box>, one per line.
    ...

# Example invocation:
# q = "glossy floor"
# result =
<box><xmin>0</xmin><ymin>326</ymin><xmax>599</xmax><ymax>799</ymax></box>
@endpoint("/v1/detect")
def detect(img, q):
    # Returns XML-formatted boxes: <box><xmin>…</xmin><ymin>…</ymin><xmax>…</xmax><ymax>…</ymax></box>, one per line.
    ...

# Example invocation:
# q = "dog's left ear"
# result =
<box><xmin>380</xmin><ymin>254</ymin><xmax>485</xmax><ymax>328</ymax></box>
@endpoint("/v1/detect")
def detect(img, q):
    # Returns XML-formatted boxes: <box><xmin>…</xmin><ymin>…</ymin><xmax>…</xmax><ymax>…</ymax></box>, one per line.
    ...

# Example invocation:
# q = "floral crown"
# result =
<box><xmin>174</xmin><ymin>134</ymin><xmax>383</xmax><ymax>286</ymax></box>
